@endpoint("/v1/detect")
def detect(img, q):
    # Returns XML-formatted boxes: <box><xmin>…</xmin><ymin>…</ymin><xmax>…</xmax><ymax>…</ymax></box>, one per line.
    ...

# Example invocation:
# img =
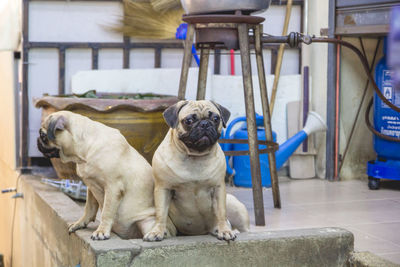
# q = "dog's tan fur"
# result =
<box><xmin>39</xmin><ymin>111</ymin><xmax>176</xmax><ymax>240</ymax></box>
<box><xmin>144</xmin><ymin>100</ymin><xmax>249</xmax><ymax>241</ymax></box>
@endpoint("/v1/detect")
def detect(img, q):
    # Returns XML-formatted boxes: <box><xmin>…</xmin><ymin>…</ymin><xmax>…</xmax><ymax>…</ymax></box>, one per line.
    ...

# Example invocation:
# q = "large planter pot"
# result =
<box><xmin>34</xmin><ymin>93</ymin><xmax>178</xmax><ymax>180</ymax></box>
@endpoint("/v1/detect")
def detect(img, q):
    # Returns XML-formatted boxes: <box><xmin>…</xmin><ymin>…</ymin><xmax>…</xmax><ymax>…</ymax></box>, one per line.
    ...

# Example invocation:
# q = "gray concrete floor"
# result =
<box><xmin>227</xmin><ymin>177</ymin><xmax>400</xmax><ymax>265</ymax></box>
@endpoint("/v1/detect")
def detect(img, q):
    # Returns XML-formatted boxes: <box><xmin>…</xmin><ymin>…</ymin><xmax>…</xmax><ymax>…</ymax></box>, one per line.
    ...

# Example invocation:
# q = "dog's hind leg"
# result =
<box><xmin>91</xmin><ymin>183</ymin><xmax>123</xmax><ymax>240</ymax></box>
<box><xmin>68</xmin><ymin>189</ymin><xmax>99</xmax><ymax>233</ymax></box>
<box><xmin>226</xmin><ymin>194</ymin><xmax>250</xmax><ymax>232</ymax></box>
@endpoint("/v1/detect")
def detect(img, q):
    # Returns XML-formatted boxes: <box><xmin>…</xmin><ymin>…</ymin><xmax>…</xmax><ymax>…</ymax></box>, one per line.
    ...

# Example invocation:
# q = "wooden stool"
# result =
<box><xmin>177</xmin><ymin>13</ymin><xmax>281</xmax><ymax>226</ymax></box>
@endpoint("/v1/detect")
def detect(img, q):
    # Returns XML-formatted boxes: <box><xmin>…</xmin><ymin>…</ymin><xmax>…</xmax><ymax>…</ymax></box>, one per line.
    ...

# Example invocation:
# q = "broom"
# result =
<box><xmin>120</xmin><ymin>0</ymin><xmax>184</xmax><ymax>39</ymax></box>
<box><xmin>118</xmin><ymin>0</ymin><xmax>199</xmax><ymax>65</ymax></box>
<box><xmin>150</xmin><ymin>0</ymin><xmax>182</xmax><ymax>13</ymax></box>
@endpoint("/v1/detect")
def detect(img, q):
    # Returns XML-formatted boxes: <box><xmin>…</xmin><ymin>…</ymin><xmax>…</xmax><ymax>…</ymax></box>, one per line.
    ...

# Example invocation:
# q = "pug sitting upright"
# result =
<box><xmin>37</xmin><ymin>111</ymin><xmax>176</xmax><ymax>240</ymax></box>
<box><xmin>144</xmin><ymin>100</ymin><xmax>249</xmax><ymax>242</ymax></box>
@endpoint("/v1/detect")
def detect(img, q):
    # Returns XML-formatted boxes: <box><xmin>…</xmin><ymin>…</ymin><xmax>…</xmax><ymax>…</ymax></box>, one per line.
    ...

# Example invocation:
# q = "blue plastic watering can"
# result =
<box><xmin>222</xmin><ymin>112</ymin><xmax>326</xmax><ymax>187</ymax></box>
<box><xmin>223</xmin><ymin>114</ymin><xmax>276</xmax><ymax>187</ymax></box>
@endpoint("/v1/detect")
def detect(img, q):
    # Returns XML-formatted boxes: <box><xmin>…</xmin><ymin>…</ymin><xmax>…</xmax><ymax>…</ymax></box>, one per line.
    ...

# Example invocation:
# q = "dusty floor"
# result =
<box><xmin>228</xmin><ymin>177</ymin><xmax>400</xmax><ymax>265</ymax></box>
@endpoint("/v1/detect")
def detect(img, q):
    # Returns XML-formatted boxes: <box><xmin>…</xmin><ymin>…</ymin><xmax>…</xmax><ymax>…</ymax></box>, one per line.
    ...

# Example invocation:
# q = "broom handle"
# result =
<box><xmin>269</xmin><ymin>0</ymin><xmax>293</xmax><ymax>115</ymax></box>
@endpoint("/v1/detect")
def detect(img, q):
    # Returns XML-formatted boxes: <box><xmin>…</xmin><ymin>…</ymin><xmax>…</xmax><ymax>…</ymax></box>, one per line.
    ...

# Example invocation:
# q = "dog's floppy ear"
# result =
<box><xmin>163</xmin><ymin>101</ymin><xmax>188</xmax><ymax>128</ymax></box>
<box><xmin>210</xmin><ymin>101</ymin><xmax>230</xmax><ymax>128</ymax></box>
<box><xmin>47</xmin><ymin>115</ymin><xmax>67</xmax><ymax>141</ymax></box>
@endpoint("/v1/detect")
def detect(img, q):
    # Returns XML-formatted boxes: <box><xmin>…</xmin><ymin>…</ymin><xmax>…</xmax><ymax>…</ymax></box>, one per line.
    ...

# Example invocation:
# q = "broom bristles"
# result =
<box><xmin>151</xmin><ymin>0</ymin><xmax>182</xmax><ymax>13</ymax></box>
<box><xmin>120</xmin><ymin>0</ymin><xmax>184</xmax><ymax>39</ymax></box>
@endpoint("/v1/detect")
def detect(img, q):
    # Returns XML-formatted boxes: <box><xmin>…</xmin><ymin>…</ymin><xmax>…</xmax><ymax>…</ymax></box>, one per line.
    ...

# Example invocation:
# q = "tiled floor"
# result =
<box><xmin>227</xmin><ymin>178</ymin><xmax>400</xmax><ymax>264</ymax></box>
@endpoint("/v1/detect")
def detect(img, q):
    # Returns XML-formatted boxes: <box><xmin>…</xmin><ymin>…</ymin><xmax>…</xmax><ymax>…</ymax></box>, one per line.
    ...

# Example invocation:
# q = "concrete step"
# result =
<box><xmin>21</xmin><ymin>175</ymin><xmax>355</xmax><ymax>267</ymax></box>
<box><xmin>124</xmin><ymin>228</ymin><xmax>354</xmax><ymax>267</ymax></box>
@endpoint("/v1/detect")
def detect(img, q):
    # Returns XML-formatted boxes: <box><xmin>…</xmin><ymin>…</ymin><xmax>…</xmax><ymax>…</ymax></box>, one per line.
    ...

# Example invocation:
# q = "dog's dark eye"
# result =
<box><xmin>185</xmin><ymin>118</ymin><xmax>194</xmax><ymax>125</ymax></box>
<box><xmin>184</xmin><ymin>114</ymin><xmax>198</xmax><ymax>126</ymax></box>
<box><xmin>212</xmin><ymin>115</ymin><xmax>220</xmax><ymax>123</ymax></box>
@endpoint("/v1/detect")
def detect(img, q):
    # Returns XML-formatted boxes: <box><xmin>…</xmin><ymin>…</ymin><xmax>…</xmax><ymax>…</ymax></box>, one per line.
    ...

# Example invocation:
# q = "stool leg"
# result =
<box><xmin>196</xmin><ymin>46</ymin><xmax>210</xmax><ymax>100</ymax></box>
<box><xmin>255</xmin><ymin>25</ymin><xmax>281</xmax><ymax>209</ymax></box>
<box><xmin>238</xmin><ymin>23</ymin><xmax>266</xmax><ymax>226</ymax></box>
<box><xmin>178</xmin><ymin>24</ymin><xmax>195</xmax><ymax>100</ymax></box>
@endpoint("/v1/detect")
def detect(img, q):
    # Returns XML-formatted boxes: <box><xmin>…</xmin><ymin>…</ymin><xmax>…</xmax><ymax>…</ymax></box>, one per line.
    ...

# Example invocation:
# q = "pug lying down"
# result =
<box><xmin>37</xmin><ymin>111</ymin><xmax>176</xmax><ymax>240</ymax></box>
<box><xmin>144</xmin><ymin>100</ymin><xmax>250</xmax><ymax>242</ymax></box>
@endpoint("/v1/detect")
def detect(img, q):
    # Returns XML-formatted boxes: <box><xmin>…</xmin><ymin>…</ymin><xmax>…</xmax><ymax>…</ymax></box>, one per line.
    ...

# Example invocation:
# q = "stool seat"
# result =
<box><xmin>182</xmin><ymin>14</ymin><xmax>265</xmax><ymax>24</ymax></box>
<box><xmin>183</xmin><ymin>14</ymin><xmax>265</xmax><ymax>50</ymax></box>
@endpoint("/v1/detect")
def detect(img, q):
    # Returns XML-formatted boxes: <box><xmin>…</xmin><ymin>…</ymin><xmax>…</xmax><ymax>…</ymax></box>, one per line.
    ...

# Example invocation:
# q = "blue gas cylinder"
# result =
<box><xmin>367</xmin><ymin>38</ymin><xmax>400</xmax><ymax>184</ymax></box>
<box><xmin>373</xmin><ymin>40</ymin><xmax>400</xmax><ymax>160</ymax></box>
<box><xmin>224</xmin><ymin>114</ymin><xmax>276</xmax><ymax>188</ymax></box>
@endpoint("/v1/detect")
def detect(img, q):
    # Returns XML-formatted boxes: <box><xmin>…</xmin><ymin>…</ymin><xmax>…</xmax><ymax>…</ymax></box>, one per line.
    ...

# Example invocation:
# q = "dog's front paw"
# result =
<box><xmin>212</xmin><ymin>226</ymin><xmax>237</xmax><ymax>241</ymax></box>
<box><xmin>68</xmin><ymin>221</ymin><xmax>87</xmax><ymax>233</ymax></box>
<box><xmin>143</xmin><ymin>225</ymin><xmax>167</xmax><ymax>242</ymax></box>
<box><xmin>91</xmin><ymin>228</ymin><xmax>110</xmax><ymax>240</ymax></box>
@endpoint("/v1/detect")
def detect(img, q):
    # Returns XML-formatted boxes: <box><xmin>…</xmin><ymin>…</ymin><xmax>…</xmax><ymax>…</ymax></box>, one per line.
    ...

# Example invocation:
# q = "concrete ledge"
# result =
<box><xmin>129</xmin><ymin>228</ymin><xmax>353</xmax><ymax>267</ymax></box>
<box><xmin>20</xmin><ymin>175</ymin><xmax>355</xmax><ymax>267</ymax></box>
<box><xmin>348</xmin><ymin>252</ymin><xmax>400</xmax><ymax>267</ymax></box>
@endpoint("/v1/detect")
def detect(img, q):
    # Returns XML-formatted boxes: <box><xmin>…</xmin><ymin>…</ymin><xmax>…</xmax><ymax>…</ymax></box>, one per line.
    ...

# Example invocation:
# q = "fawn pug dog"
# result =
<box><xmin>37</xmin><ymin>111</ymin><xmax>176</xmax><ymax>240</ymax></box>
<box><xmin>143</xmin><ymin>100</ymin><xmax>249</xmax><ymax>242</ymax></box>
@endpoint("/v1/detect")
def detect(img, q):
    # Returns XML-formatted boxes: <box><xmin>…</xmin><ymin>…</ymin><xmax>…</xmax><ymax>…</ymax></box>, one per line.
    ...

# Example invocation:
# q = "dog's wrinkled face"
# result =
<box><xmin>163</xmin><ymin>100</ymin><xmax>230</xmax><ymax>152</ymax></box>
<box><xmin>37</xmin><ymin>128</ymin><xmax>60</xmax><ymax>158</ymax></box>
<box><xmin>37</xmin><ymin>114</ymin><xmax>67</xmax><ymax>159</ymax></box>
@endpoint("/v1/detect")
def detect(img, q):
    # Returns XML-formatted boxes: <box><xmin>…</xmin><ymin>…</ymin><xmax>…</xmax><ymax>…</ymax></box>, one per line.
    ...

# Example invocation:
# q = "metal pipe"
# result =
<box><xmin>326</xmin><ymin>0</ymin><xmax>337</xmax><ymax>181</ymax></box>
<box><xmin>334</xmin><ymin>36</ymin><xmax>341</xmax><ymax>180</ymax></box>
<box><xmin>58</xmin><ymin>47</ymin><xmax>66</xmax><ymax>95</ymax></box>
<box><xmin>92</xmin><ymin>47</ymin><xmax>99</xmax><ymax>70</ymax></box>
<box><xmin>261</xmin><ymin>35</ymin><xmax>290</xmax><ymax>44</ymax></box>
<box><xmin>123</xmin><ymin>36</ymin><xmax>130</xmax><ymax>68</ymax></box>
<box><xmin>14</xmin><ymin>52</ymin><xmax>21</xmax><ymax>169</ymax></box>
<box><xmin>303</xmin><ymin>0</ymin><xmax>308</xmax><ymax>34</ymax></box>
<box><xmin>21</xmin><ymin>0</ymin><xmax>29</xmax><ymax>170</ymax></box>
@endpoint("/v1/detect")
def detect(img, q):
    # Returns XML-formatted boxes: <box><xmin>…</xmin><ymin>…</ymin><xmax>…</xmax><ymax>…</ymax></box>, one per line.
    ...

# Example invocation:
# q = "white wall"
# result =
<box><xmin>305</xmin><ymin>0</ymin><xmax>329</xmax><ymax>178</ymax></box>
<box><xmin>28</xmin><ymin>1</ymin><xmax>302</xmax><ymax>156</ymax></box>
<box><xmin>72</xmin><ymin>68</ymin><xmax>301</xmax><ymax>145</ymax></box>
<box><xmin>0</xmin><ymin>51</ymin><xmax>17</xmax><ymax>169</ymax></box>
<box><xmin>339</xmin><ymin>37</ymin><xmax>382</xmax><ymax>180</ymax></box>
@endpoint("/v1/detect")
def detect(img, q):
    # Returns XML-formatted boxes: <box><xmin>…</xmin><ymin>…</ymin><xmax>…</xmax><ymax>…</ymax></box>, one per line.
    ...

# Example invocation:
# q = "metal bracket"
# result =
<box><xmin>320</xmin><ymin>28</ymin><xmax>329</xmax><ymax>36</ymax></box>
<box><xmin>1</xmin><ymin>188</ymin><xmax>17</xmax><ymax>194</ymax></box>
<box><xmin>11</xmin><ymin>193</ymin><xmax>24</xmax><ymax>199</ymax></box>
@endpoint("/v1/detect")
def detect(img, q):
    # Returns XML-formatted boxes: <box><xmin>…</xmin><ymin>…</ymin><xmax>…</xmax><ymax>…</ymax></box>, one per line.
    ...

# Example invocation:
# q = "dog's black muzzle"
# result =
<box><xmin>37</xmin><ymin>129</ymin><xmax>60</xmax><ymax>158</ymax></box>
<box><xmin>179</xmin><ymin>120</ymin><xmax>220</xmax><ymax>152</ymax></box>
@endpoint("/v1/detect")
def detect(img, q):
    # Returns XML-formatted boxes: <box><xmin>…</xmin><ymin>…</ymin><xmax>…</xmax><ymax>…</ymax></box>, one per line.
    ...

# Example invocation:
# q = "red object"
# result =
<box><xmin>230</xmin><ymin>49</ymin><xmax>235</xmax><ymax>75</ymax></box>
